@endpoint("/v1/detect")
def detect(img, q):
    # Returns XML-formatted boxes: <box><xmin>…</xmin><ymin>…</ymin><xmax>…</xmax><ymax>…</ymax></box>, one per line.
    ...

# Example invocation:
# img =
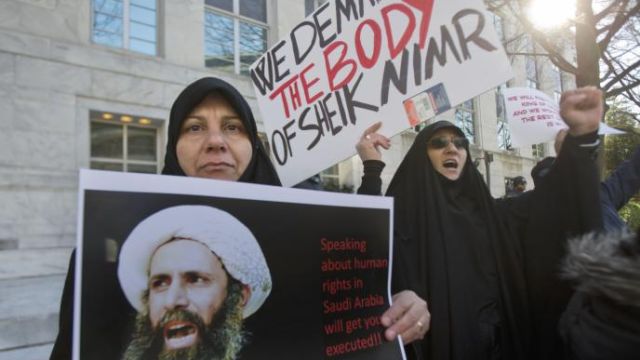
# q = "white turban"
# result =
<box><xmin>117</xmin><ymin>205</ymin><xmax>272</xmax><ymax>318</ymax></box>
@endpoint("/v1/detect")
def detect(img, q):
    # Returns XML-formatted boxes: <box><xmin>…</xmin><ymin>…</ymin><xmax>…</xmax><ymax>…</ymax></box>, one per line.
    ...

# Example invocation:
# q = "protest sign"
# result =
<box><xmin>73</xmin><ymin>169</ymin><xmax>401</xmax><ymax>360</ymax></box>
<box><xmin>250</xmin><ymin>0</ymin><xmax>513</xmax><ymax>186</ymax></box>
<box><xmin>504</xmin><ymin>87</ymin><xmax>624</xmax><ymax>147</ymax></box>
<box><xmin>503</xmin><ymin>87</ymin><xmax>564</xmax><ymax>147</ymax></box>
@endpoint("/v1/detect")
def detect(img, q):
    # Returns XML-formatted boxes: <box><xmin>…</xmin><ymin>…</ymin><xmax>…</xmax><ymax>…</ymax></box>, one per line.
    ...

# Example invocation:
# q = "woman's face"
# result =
<box><xmin>176</xmin><ymin>94</ymin><xmax>252</xmax><ymax>181</ymax></box>
<box><xmin>426</xmin><ymin>128</ymin><xmax>468</xmax><ymax>181</ymax></box>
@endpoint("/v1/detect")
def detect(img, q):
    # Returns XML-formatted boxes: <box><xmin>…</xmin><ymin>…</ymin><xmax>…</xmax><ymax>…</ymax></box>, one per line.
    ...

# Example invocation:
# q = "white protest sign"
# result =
<box><xmin>504</xmin><ymin>87</ymin><xmax>625</xmax><ymax>147</ymax></box>
<box><xmin>599</xmin><ymin>122</ymin><xmax>626</xmax><ymax>135</ymax></box>
<box><xmin>503</xmin><ymin>87</ymin><xmax>564</xmax><ymax>147</ymax></box>
<box><xmin>250</xmin><ymin>0</ymin><xmax>513</xmax><ymax>186</ymax></box>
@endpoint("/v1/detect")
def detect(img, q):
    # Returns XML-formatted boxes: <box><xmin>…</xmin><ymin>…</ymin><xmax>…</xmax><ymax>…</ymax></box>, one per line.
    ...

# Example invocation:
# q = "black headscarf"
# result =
<box><xmin>162</xmin><ymin>77</ymin><xmax>281</xmax><ymax>186</ymax></box>
<box><xmin>386</xmin><ymin>121</ymin><xmax>531</xmax><ymax>360</ymax></box>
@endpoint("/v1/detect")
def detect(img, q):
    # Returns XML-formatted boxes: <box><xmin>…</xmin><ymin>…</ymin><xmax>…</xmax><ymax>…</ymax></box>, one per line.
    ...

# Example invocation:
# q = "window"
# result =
<box><xmin>523</xmin><ymin>35</ymin><xmax>543</xmax><ymax>156</ymax></box>
<box><xmin>90</xmin><ymin>110</ymin><xmax>163</xmax><ymax>173</ymax></box>
<box><xmin>523</xmin><ymin>35</ymin><xmax>538</xmax><ymax>89</ymax></box>
<box><xmin>92</xmin><ymin>0</ymin><xmax>158</xmax><ymax>56</ymax></box>
<box><xmin>526</xmin><ymin>55</ymin><xmax>538</xmax><ymax>88</ymax></box>
<box><xmin>496</xmin><ymin>84</ymin><xmax>511</xmax><ymax>150</ymax></box>
<box><xmin>455</xmin><ymin>99</ymin><xmax>476</xmax><ymax>144</ymax></box>
<box><xmin>531</xmin><ymin>143</ymin><xmax>545</xmax><ymax>158</ymax></box>
<box><xmin>551</xmin><ymin>64</ymin><xmax>563</xmax><ymax>102</ymax></box>
<box><xmin>205</xmin><ymin>0</ymin><xmax>268</xmax><ymax>75</ymax></box>
<box><xmin>554</xmin><ymin>91</ymin><xmax>561</xmax><ymax>104</ymax></box>
<box><xmin>320</xmin><ymin>164</ymin><xmax>340</xmax><ymax>191</ymax></box>
<box><xmin>305</xmin><ymin>0</ymin><xmax>328</xmax><ymax>16</ymax></box>
<box><xmin>492</xmin><ymin>13</ymin><xmax>505</xmax><ymax>43</ymax></box>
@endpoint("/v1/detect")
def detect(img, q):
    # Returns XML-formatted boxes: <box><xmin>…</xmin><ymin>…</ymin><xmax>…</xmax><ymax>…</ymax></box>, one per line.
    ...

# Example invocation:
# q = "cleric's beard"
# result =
<box><xmin>122</xmin><ymin>281</ymin><xmax>246</xmax><ymax>360</ymax></box>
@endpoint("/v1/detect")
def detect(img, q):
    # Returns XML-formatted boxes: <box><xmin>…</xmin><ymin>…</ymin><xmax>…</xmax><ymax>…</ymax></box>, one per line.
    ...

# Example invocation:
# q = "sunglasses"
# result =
<box><xmin>428</xmin><ymin>136</ymin><xmax>469</xmax><ymax>150</ymax></box>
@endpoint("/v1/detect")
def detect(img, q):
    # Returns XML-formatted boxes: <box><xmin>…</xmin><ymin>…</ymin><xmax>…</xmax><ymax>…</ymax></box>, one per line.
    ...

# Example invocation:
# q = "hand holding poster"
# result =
<box><xmin>504</xmin><ymin>87</ymin><xmax>624</xmax><ymax>147</ymax></box>
<box><xmin>250</xmin><ymin>0</ymin><xmax>513</xmax><ymax>186</ymax></box>
<box><xmin>73</xmin><ymin>170</ymin><xmax>403</xmax><ymax>360</ymax></box>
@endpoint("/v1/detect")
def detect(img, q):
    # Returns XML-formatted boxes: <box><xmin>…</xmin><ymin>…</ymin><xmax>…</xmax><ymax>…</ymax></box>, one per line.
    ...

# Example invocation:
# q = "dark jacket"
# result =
<box><xmin>559</xmin><ymin>230</ymin><xmax>640</xmax><ymax>359</ymax></box>
<box><xmin>532</xmin><ymin>146</ymin><xmax>640</xmax><ymax>233</ymax></box>
<box><xmin>600</xmin><ymin>147</ymin><xmax>640</xmax><ymax>232</ymax></box>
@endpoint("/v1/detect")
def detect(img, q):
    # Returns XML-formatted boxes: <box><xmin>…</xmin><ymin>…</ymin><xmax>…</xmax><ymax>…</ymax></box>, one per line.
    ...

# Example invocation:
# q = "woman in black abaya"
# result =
<box><xmin>357</xmin><ymin>87</ymin><xmax>604</xmax><ymax>359</ymax></box>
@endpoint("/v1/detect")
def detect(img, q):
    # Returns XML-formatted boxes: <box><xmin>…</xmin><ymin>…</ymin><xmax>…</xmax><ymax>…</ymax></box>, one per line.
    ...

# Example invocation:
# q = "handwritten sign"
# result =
<box><xmin>503</xmin><ymin>87</ymin><xmax>564</xmax><ymax>147</ymax></box>
<box><xmin>250</xmin><ymin>0</ymin><xmax>513</xmax><ymax>186</ymax></box>
<box><xmin>504</xmin><ymin>87</ymin><xmax>624</xmax><ymax>147</ymax></box>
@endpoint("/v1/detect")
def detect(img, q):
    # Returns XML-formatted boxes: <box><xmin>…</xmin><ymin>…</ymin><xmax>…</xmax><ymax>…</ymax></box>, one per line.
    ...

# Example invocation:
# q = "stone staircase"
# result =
<box><xmin>0</xmin><ymin>248</ymin><xmax>72</xmax><ymax>360</ymax></box>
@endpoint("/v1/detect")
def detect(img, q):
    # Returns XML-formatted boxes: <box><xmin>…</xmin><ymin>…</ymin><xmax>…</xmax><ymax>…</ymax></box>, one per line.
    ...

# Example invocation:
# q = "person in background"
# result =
<box><xmin>533</xmin><ymin>129</ymin><xmax>640</xmax><ymax>233</ymax></box>
<box><xmin>559</xmin><ymin>227</ymin><xmax>640</xmax><ymax>359</ymax></box>
<box><xmin>356</xmin><ymin>87</ymin><xmax>604</xmax><ymax>359</ymax></box>
<box><xmin>505</xmin><ymin>176</ymin><xmax>527</xmax><ymax>198</ymax></box>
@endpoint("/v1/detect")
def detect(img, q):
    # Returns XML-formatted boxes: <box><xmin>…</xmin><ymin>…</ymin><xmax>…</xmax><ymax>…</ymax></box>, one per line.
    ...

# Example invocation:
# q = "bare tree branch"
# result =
<box><xmin>608</xmin><ymin>78</ymin><xmax>640</xmax><ymax>98</ymax></box>
<box><xmin>494</xmin><ymin>0</ymin><xmax>579</xmax><ymax>73</ymax></box>
<box><xmin>487</xmin><ymin>0</ymin><xmax>639</xmax><ymax>113</ymax></box>
<box><xmin>601</xmin><ymin>50</ymin><xmax>616</xmax><ymax>80</ymax></box>
<box><xmin>603</xmin><ymin>59</ymin><xmax>640</xmax><ymax>91</ymax></box>
<box><xmin>594</xmin><ymin>0</ymin><xmax>629</xmax><ymax>23</ymax></box>
<box><xmin>598</xmin><ymin>2</ymin><xmax>640</xmax><ymax>51</ymax></box>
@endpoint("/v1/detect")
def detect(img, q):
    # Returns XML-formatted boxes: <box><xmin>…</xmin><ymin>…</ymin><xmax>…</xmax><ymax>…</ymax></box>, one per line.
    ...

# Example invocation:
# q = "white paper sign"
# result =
<box><xmin>504</xmin><ymin>87</ymin><xmax>564</xmax><ymax>147</ymax></box>
<box><xmin>504</xmin><ymin>87</ymin><xmax>625</xmax><ymax>147</ymax></box>
<box><xmin>250</xmin><ymin>0</ymin><xmax>513</xmax><ymax>186</ymax></box>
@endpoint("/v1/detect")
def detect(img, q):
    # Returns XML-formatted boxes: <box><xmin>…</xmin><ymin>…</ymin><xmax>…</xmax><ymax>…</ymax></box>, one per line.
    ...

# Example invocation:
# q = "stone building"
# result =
<box><xmin>0</xmin><ymin>0</ymin><xmax>574</xmax><ymax>358</ymax></box>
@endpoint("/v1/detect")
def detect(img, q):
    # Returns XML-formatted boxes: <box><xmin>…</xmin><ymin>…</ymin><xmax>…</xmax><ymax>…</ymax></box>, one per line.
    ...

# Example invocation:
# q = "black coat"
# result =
<box><xmin>559</xmin><ymin>229</ymin><xmax>640</xmax><ymax>359</ymax></box>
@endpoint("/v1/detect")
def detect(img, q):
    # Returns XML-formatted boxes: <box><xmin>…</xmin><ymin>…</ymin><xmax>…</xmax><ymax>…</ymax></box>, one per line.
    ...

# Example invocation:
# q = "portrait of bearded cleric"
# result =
<box><xmin>117</xmin><ymin>205</ymin><xmax>272</xmax><ymax>360</ymax></box>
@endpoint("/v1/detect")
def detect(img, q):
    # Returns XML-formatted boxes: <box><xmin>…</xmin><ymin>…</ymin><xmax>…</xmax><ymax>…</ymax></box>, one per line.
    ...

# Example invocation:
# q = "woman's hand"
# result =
<box><xmin>381</xmin><ymin>290</ymin><xmax>430</xmax><ymax>344</ymax></box>
<box><xmin>356</xmin><ymin>122</ymin><xmax>391</xmax><ymax>162</ymax></box>
<box><xmin>559</xmin><ymin>86</ymin><xmax>603</xmax><ymax>137</ymax></box>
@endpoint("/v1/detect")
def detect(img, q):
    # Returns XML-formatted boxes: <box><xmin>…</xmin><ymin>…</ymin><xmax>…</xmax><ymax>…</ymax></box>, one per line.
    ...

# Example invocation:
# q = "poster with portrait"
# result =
<box><xmin>73</xmin><ymin>169</ymin><xmax>401</xmax><ymax>360</ymax></box>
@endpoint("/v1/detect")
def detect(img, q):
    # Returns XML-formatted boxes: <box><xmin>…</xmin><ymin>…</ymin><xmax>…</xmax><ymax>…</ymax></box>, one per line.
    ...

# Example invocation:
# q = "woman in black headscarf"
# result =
<box><xmin>161</xmin><ymin>77</ymin><xmax>280</xmax><ymax>185</ymax></box>
<box><xmin>356</xmin><ymin>87</ymin><xmax>604</xmax><ymax>359</ymax></box>
<box><xmin>51</xmin><ymin>77</ymin><xmax>280</xmax><ymax>359</ymax></box>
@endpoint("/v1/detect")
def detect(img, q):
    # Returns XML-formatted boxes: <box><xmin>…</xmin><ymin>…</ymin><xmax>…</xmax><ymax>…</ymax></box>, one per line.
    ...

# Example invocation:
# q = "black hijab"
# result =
<box><xmin>386</xmin><ymin>121</ymin><xmax>530</xmax><ymax>360</ymax></box>
<box><xmin>162</xmin><ymin>77</ymin><xmax>281</xmax><ymax>186</ymax></box>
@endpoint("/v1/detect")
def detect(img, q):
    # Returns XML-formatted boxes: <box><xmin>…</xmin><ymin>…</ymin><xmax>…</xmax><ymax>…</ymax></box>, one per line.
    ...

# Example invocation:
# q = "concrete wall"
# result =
<box><xmin>0</xmin><ymin>0</ymin><xmax>295</xmax><ymax>250</ymax></box>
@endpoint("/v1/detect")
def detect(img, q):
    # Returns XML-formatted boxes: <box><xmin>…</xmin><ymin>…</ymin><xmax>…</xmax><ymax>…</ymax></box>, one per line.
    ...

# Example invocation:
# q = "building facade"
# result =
<box><xmin>0</xmin><ymin>0</ymin><xmax>574</xmax><ymax>357</ymax></box>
